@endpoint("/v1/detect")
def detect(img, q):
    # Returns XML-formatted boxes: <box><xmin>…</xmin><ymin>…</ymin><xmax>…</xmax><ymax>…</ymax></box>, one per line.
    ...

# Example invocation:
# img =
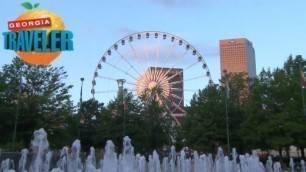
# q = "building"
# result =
<box><xmin>220</xmin><ymin>38</ymin><xmax>256</xmax><ymax>77</ymax></box>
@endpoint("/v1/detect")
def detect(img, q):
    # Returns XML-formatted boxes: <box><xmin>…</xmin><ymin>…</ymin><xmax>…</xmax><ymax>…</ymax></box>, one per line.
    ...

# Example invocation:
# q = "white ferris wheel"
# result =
<box><xmin>91</xmin><ymin>31</ymin><xmax>213</xmax><ymax>124</ymax></box>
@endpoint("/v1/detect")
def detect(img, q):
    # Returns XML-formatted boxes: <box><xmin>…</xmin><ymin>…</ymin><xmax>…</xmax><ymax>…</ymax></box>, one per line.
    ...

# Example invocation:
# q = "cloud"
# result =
<box><xmin>115</xmin><ymin>28</ymin><xmax>139</xmax><ymax>37</ymax></box>
<box><xmin>191</xmin><ymin>41</ymin><xmax>219</xmax><ymax>57</ymax></box>
<box><xmin>198</xmin><ymin>45</ymin><xmax>220</xmax><ymax>59</ymax></box>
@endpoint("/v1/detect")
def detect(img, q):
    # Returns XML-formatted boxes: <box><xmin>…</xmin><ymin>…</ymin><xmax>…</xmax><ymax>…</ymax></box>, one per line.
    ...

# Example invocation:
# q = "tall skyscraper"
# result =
<box><xmin>220</xmin><ymin>38</ymin><xmax>256</xmax><ymax>77</ymax></box>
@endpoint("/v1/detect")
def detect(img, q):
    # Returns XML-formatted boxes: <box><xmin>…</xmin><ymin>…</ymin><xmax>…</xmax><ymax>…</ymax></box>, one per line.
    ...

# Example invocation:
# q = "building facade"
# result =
<box><xmin>220</xmin><ymin>38</ymin><xmax>256</xmax><ymax>77</ymax></box>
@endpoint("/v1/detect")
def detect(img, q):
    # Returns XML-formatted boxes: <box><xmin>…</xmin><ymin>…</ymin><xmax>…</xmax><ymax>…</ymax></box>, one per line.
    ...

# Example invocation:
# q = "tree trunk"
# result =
<box><xmin>285</xmin><ymin>146</ymin><xmax>290</xmax><ymax>158</ymax></box>
<box><xmin>301</xmin><ymin>146</ymin><xmax>305</xmax><ymax>160</ymax></box>
<box><xmin>278</xmin><ymin>147</ymin><xmax>283</xmax><ymax>165</ymax></box>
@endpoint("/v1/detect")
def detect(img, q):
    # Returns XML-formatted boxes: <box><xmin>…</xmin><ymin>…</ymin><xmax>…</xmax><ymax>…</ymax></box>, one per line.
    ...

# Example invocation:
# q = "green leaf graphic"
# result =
<box><xmin>21</xmin><ymin>2</ymin><xmax>33</xmax><ymax>10</ymax></box>
<box><xmin>34</xmin><ymin>3</ymin><xmax>40</xmax><ymax>9</ymax></box>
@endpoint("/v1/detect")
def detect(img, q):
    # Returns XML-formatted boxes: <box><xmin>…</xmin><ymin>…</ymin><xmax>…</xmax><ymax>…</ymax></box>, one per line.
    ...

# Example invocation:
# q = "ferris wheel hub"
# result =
<box><xmin>148</xmin><ymin>81</ymin><xmax>158</xmax><ymax>90</ymax></box>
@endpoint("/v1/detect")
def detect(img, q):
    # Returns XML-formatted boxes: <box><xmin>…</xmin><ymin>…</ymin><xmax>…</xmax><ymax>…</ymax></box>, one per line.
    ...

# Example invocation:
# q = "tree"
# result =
<box><xmin>241</xmin><ymin>55</ymin><xmax>306</xmax><ymax>162</ymax></box>
<box><xmin>182</xmin><ymin>84</ymin><xmax>225</xmax><ymax>153</ymax></box>
<box><xmin>182</xmin><ymin>72</ymin><xmax>250</xmax><ymax>154</ymax></box>
<box><xmin>95</xmin><ymin>91</ymin><xmax>148</xmax><ymax>153</ymax></box>
<box><xmin>283</xmin><ymin>55</ymin><xmax>306</xmax><ymax>159</ymax></box>
<box><xmin>78</xmin><ymin>98</ymin><xmax>104</xmax><ymax>151</ymax></box>
<box><xmin>239</xmin><ymin>76</ymin><xmax>269</xmax><ymax>150</ymax></box>
<box><xmin>0</xmin><ymin>57</ymin><xmax>74</xmax><ymax>149</ymax></box>
<box><xmin>141</xmin><ymin>95</ymin><xmax>172</xmax><ymax>152</ymax></box>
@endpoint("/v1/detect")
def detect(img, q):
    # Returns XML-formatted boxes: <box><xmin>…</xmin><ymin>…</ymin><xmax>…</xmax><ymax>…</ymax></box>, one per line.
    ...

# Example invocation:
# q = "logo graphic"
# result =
<box><xmin>2</xmin><ymin>2</ymin><xmax>73</xmax><ymax>65</ymax></box>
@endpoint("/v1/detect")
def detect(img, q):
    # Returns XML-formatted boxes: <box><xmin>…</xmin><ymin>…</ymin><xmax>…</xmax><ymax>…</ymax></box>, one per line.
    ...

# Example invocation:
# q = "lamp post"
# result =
<box><xmin>12</xmin><ymin>67</ymin><xmax>23</xmax><ymax>151</ymax></box>
<box><xmin>223</xmin><ymin>69</ymin><xmax>230</xmax><ymax>155</ymax></box>
<box><xmin>80</xmin><ymin>78</ymin><xmax>84</xmax><ymax>103</ymax></box>
<box><xmin>78</xmin><ymin>77</ymin><xmax>84</xmax><ymax>139</ymax></box>
<box><xmin>116</xmin><ymin>79</ymin><xmax>126</xmax><ymax>138</ymax></box>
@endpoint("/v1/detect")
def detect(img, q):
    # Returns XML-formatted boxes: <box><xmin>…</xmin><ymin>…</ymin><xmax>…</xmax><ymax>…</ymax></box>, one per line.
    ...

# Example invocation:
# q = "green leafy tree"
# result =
<box><xmin>224</xmin><ymin>72</ymin><xmax>252</xmax><ymax>153</ymax></box>
<box><xmin>242</xmin><ymin>68</ymin><xmax>294</xmax><ymax>162</ymax></box>
<box><xmin>182</xmin><ymin>72</ymin><xmax>250</xmax><ymax>154</ymax></box>
<box><xmin>182</xmin><ymin>84</ymin><xmax>225</xmax><ymax>153</ymax></box>
<box><xmin>283</xmin><ymin>55</ymin><xmax>306</xmax><ymax>159</ymax></box>
<box><xmin>240</xmin><ymin>76</ymin><xmax>269</xmax><ymax>150</ymax></box>
<box><xmin>95</xmin><ymin>91</ymin><xmax>148</xmax><ymax>153</ymax></box>
<box><xmin>0</xmin><ymin>57</ymin><xmax>74</xmax><ymax>149</ymax></box>
<box><xmin>141</xmin><ymin>96</ymin><xmax>171</xmax><ymax>152</ymax></box>
<box><xmin>241</xmin><ymin>55</ymin><xmax>306</xmax><ymax>162</ymax></box>
<box><xmin>78</xmin><ymin>98</ymin><xmax>104</xmax><ymax>151</ymax></box>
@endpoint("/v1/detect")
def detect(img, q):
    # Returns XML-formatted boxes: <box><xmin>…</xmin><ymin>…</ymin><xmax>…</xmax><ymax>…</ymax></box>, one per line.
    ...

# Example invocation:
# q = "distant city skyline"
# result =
<box><xmin>1</xmin><ymin>0</ymin><xmax>305</xmax><ymax>104</ymax></box>
<box><xmin>220</xmin><ymin>38</ymin><xmax>256</xmax><ymax>78</ymax></box>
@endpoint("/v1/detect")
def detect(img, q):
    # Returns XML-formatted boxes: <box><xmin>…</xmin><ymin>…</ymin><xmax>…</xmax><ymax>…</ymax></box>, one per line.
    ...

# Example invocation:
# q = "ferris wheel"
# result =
<box><xmin>91</xmin><ymin>31</ymin><xmax>213</xmax><ymax>124</ymax></box>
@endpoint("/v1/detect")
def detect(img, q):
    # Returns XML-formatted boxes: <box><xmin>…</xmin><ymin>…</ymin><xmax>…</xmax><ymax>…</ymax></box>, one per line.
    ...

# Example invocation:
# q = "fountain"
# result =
<box><xmin>289</xmin><ymin>157</ymin><xmax>294</xmax><ymax>172</ymax></box>
<box><xmin>0</xmin><ymin>158</ymin><xmax>14</xmax><ymax>172</ymax></box>
<box><xmin>19</xmin><ymin>149</ymin><xmax>28</xmax><ymax>172</ymax></box>
<box><xmin>85</xmin><ymin>146</ymin><xmax>96</xmax><ymax>172</ymax></box>
<box><xmin>101</xmin><ymin>140</ymin><xmax>117</xmax><ymax>172</ymax></box>
<box><xmin>2</xmin><ymin>128</ymin><xmax>305</xmax><ymax>172</ymax></box>
<box><xmin>301</xmin><ymin>159</ymin><xmax>305</xmax><ymax>172</ymax></box>
<box><xmin>28</xmin><ymin>128</ymin><xmax>50</xmax><ymax>172</ymax></box>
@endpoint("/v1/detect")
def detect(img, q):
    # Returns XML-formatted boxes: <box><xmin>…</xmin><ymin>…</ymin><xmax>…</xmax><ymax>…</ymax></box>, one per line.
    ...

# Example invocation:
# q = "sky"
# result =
<box><xmin>1</xmin><ymin>0</ymin><xmax>306</xmax><ymax>104</ymax></box>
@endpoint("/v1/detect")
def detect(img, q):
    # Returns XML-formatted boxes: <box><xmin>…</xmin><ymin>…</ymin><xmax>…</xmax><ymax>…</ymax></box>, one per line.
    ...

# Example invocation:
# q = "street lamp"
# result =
<box><xmin>116</xmin><ymin>79</ymin><xmax>126</xmax><ymax>138</ymax></box>
<box><xmin>12</xmin><ymin>67</ymin><xmax>23</xmax><ymax>151</ymax></box>
<box><xmin>223</xmin><ymin>69</ymin><xmax>230</xmax><ymax>155</ymax></box>
<box><xmin>78</xmin><ymin>77</ymin><xmax>84</xmax><ymax>139</ymax></box>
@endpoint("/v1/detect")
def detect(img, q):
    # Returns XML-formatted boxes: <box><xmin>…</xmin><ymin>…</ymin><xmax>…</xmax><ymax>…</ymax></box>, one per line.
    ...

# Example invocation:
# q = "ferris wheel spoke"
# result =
<box><xmin>184</xmin><ymin>75</ymin><xmax>208</xmax><ymax>82</ymax></box>
<box><xmin>170</xmin><ymin>93</ymin><xmax>183</xmax><ymax>101</ymax></box>
<box><xmin>169</xmin><ymin>93</ymin><xmax>189</xmax><ymax>107</ymax></box>
<box><xmin>170</xmin><ymin>94</ymin><xmax>190</xmax><ymax>104</ymax></box>
<box><xmin>184</xmin><ymin>89</ymin><xmax>198</xmax><ymax>92</ymax></box>
<box><xmin>162</xmin><ymin>42</ymin><xmax>175</xmax><ymax>65</ymax></box>
<box><xmin>127</xmin><ymin>88</ymin><xmax>136</xmax><ymax>92</ymax></box>
<box><xmin>153</xmin><ymin>67</ymin><xmax>157</xmax><ymax>83</ymax></box>
<box><xmin>104</xmin><ymin>61</ymin><xmax>137</xmax><ymax>80</ymax></box>
<box><xmin>160</xmin><ymin>91</ymin><xmax>170</xmax><ymax>99</ymax></box>
<box><xmin>166</xmin><ymin>61</ymin><xmax>199</xmax><ymax>81</ymax></box>
<box><xmin>112</xmin><ymin>55</ymin><xmax>123</xmax><ymax>66</ymax></box>
<box><xmin>157</xmin><ymin>50</ymin><xmax>191</xmax><ymax>84</ymax></box>
<box><xmin>160</xmin><ymin>95</ymin><xmax>172</xmax><ymax>106</ymax></box>
<box><xmin>143</xmin><ymin>38</ymin><xmax>151</xmax><ymax>70</ymax></box>
<box><xmin>170</xmin><ymin>49</ymin><xmax>189</xmax><ymax>69</ymax></box>
<box><xmin>137</xmin><ymin>77</ymin><xmax>149</xmax><ymax>86</ymax></box>
<box><xmin>97</xmin><ymin>75</ymin><xmax>136</xmax><ymax>86</ymax></box>
<box><xmin>95</xmin><ymin>90</ymin><xmax>118</xmax><ymax>94</ymax></box>
<box><xmin>155</xmin><ymin>38</ymin><xmax>161</xmax><ymax>68</ymax></box>
<box><xmin>115</xmin><ymin>50</ymin><xmax>141</xmax><ymax>76</ymax></box>
<box><xmin>171</xmin><ymin>101</ymin><xmax>186</xmax><ymax>114</ymax></box>
<box><xmin>169</xmin><ymin>76</ymin><xmax>207</xmax><ymax>89</ymax></box>
<box><xmin>170</xmin><ymin>87</ymin><xmax>183</xmax><ymax>92</ymax></box>
<box><xmin>169</xmin><ymin>80</ymin><xmax>183</xmax><ymax>85</ymax></box>
<box><xmin>155</xmin><ymin>68</ymin><xmax>164</xmax><ymax>82</ymax></box>
<box><xmin>125</xmin><ymin>81</ymin><xmax>136</xmax><ymax>86</ymax></box>
<box><xmin>147</xmin><ymin>68</ymin><xmax>155</xmax><ymax>82</ymax></box>
<box><xmin>169</xmin><ymin>75</ymin><xmax>206</xmax><ymax>87</ymax></box>
<box><xmin>97</xmin><ymin>75</ymin><xmax>118</xmax><ymax>81</ymax></box>
<box><xmin>128</xmin><ymin>41</ymin><xmax>146</xmax><ymax>74</ymax></box>
<box><xmin>170</xmin><ymin>88</ymin><xmax>197</xmax><ymax>93</ymax></box>
<box><xmin>144</xmin><ymin>68</ymin><xmax>150</xmax><ymax>82</ymax></box>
